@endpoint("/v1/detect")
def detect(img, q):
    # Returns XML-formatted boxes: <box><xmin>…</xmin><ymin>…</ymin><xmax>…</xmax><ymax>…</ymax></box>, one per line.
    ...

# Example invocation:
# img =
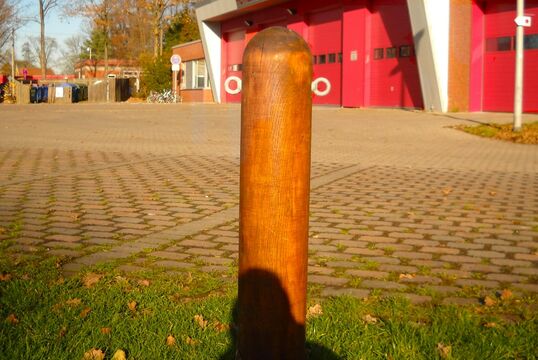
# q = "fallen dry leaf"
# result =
<box><xmin>399</xmin><ymin>273</ymin><xmax>415</xmax><ymax>280</ymax></box>
<box><xmin>0</xmin><ymin>226</ymin><xmax>6</xmax><ymax>234</ymax></box>
<box><xmin>500</xmin><ymin>289</ymin><xmax>513</xmax><ymax>301</ymax></box>
<box><xmin>128</xmin><ymin>301</ymin><xmax>137</xmax><ymax>312</ymax></box>
<box><xmin>80</xmin><ymin>307</ymin><xmax>91</xmax><ymax>319</ymax></box>
<box><xmin>111</xmin><ymin>349</ymin><xmax>126</xmax><ymax>360</ymax></box>
<box><xmin>307</xmin><ymin>304</ymin><xmax>323</xmax><ymax>319</ymax></box>
<box><xmin>66</xmin><ymin>298</ymin><xmax>82</xmax><ymax>307</ymax></box>
<box><xmin>484</xmin><ymin>322</ymin><xmax>497</xmax><ymax>328</ymax></box>
<box><xmin>83</xmin><ymin>348</ymin><xmax>105</xmax><ymax>360</ymax></box>
<box><xmin>194</xmin><ymin>314</ymin><xmax>208</xmax><ymax>329</ymax></box>
<box><xmin>213</xmin><ymin>321</ymin><xmax>230</xmax><ymax>333</ymax></box>
<box><xmin>83</xmin><ymin>273</ymin><xmax>102</xmax><ymax>288</ymax></box>
<box><xmin>185</xmin><ymin>336</ymin><xmax>198</xmax><ymax>345</ymax></box>
<box><xmin>100</xmin><ymin>327</ymin><xmax>111</xmax><ymax>335</ymax></box>
<box><xmin>442</xmin><ymin>188</ymin><xmax>453</xmax><ymax>196</ymax></box>
<box><xmin>56</xmin><ymin>276</ymin><xmax>65</xmax><ymax>285</ymax></box>
<box><xmin>138</xmin><ymin>279</ymin><xmax>150</xmax><ymax>287</ymax></box>
<box><xmin>483</xmin><ymin>296</ymin><xmax>496</xmax><ymax>307</ymax></box>
<box><xmin>6</xmin><ymin>314</ymin><xmax>19</xmax><ymax>325</ymax></box>
<box><xmin>0</xmin><ymin>273</ymin><xmax>12</xmax><ymax>281</ymax></box>
<box><xmin>363</xmin><ymin>314</ymin><xmax>378</xmax><ymax>324</ymax></box>
<box><xmin>59</xmin><ymin>326</ymin><xmax>67</xmax><ymax>338</ymax></box>
<box><xmin>166</xmin><ymin>335</ymin><xmax>176</xmax><ymax>347</ymax></box>
<box><xmin>436</xmin><ymin>343</ymin><xmax>451</xmax><ymax>359</ymax></box>
<box><xmin>489</xmin><ymin>191</ymin><xmax>497</xmax><ymax>196</ymax></box>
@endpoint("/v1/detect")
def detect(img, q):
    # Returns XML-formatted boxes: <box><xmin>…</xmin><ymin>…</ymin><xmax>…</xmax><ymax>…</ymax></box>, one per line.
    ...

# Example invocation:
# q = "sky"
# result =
<box><xmin>15</xmin><ymin>4</ymin><xmax>84</xmax><ymax>72</ymax></box>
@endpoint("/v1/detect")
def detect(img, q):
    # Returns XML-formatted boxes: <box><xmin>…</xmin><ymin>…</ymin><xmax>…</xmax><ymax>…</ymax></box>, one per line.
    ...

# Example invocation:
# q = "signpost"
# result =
<box><xmin>170</xmin><ymin>54</ymin><xmax>181</xmax><ymax>102</ymax></box>
<box><xmin>239</xmin><ymin>27</ymin><xmax>312</xmax><ymax>359</ymax></box>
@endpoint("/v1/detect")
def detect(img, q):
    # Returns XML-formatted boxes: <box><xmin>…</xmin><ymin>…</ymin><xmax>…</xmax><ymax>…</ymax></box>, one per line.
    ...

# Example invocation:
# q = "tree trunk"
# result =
<box><xmin>39</xmin><ymin>0</ymin><xmax>46</xmax><ymax>80</ymax></box>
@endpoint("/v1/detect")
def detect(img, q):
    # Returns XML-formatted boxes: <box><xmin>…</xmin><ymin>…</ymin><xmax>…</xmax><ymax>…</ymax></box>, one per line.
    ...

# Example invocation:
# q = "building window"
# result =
<box><xmin>524</xmin><ymin>34</ymin><xmax>538</xmax><ymax>50</ymax></box>
<box><xmin>183</xmin><ymin>59</ymin><xmax>210</xmax><ymax>90</ymax></box>
<box><xmin>373</xmin><ymin>48</ymin><xmax>384</xmax><ymax>60</ymax></box>
<box><xmin>399</xmin><ymin>45</ymin><xmax>412</xmax><ymax>57</ymax></box>
<box><xmin>386</xmin><ymin>47</ymin><xmax>397</xmax><ymax>58</ymax></box>
<box><xmin>328</xmin><ymin>53</ymin><xmax>336</xmax><ymax>63</ymax></box>
<box><xmin>486</xmin><ymin>37</ymin><xmax>512</xmax><ymax>52</ymax></box>
<box><xmin>319</xmin><ymin>54</ymin><xmax>326</xmax><ymax>64</ymax></box>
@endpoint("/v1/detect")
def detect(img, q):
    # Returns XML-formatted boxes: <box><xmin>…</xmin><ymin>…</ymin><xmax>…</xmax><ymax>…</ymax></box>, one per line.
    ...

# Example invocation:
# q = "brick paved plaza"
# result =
<box><xmin>0</xmin><ymin>103</ymin><xmax>537</xmax><ymax>305</ymax></box>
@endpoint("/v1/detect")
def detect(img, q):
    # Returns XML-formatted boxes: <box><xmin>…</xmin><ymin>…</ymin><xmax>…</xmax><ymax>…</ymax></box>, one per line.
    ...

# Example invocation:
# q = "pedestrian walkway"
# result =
<box><xmin>0</xmin><ymin>104</ymin><xmax>536</xmax><ymax>304</ymax></box>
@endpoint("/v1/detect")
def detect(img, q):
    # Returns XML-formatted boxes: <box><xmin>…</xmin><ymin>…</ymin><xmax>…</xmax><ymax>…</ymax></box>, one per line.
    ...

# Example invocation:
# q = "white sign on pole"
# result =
<box><xmin>515</xmin><ymin>15</ymin><xmax>532</xmax><ymax>27</ymax></box>
<box><xmin>172</xmin><ymin>63</ymin><xmax>180</xmax><ymax>72</ymax></box>
<box><xmin>170</xmin><ymin>54</ymin><xmax>182</xmax><ymax>65</ymax></box>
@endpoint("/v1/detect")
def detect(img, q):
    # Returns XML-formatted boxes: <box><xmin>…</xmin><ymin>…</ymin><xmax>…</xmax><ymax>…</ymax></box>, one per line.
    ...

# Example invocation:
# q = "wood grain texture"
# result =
<box><xmin>238</xmin><ymin>27</ymin><xmax>312</xmax><ymax>360</ymax></box>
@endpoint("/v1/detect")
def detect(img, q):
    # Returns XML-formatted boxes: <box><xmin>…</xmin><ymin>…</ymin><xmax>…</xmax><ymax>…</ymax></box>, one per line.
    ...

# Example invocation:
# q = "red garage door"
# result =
<box><xmin>308</xmin><ymin>8</ymin><xmax>343</xmax><ymax>105</ymax></box>
<box><xmin>370</xmin><ymin>0</ymin><xmax>422</xmax><ymax>108</ymax></box>
<box><xmin>223</xmin><ymin>30</ymin><xmax>245</xmax><ymax>103</ymax></box>
<box><xmin>484</xmin><ymin>1</ymin><xmax>538</xmax><ymax>112</ymax></box>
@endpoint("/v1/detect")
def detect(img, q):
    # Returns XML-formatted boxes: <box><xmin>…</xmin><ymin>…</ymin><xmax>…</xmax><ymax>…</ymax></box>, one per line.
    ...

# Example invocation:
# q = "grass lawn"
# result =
<box><xmin>1</xmin><ymin>256</ymin><xmax>537</xmax><ymax>359</ymax></box>
<box><xmin>454</xmin><ymin>122</ymin><xmax>538</xmax><ymax>144</ymax></box>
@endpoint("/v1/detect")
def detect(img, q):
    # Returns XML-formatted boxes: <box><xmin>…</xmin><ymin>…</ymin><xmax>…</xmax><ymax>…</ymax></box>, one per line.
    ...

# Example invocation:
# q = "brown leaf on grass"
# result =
<box><xmin>399</xmin><ymin>273</ymin><xmax>415</xmax><ymax>280</ymax></box>
<box><xmin>500</xmin><ymin>289</ymin><xmax>513</xmax><ymax>301</ymax></box>
<box><xmin>83</xmin><ymin>273</ymin><xmax>102</xmax><ymax>288</ymax></box>
<box><xmin>100</xmin><ymin>327</ymin><xmax>111</xmax><ymax>334</ymax></box>
<box><xmin>56</xmin><ymin>276</ymin><xmax>65</xmax><ymax>285</ymax></box>
<box><xmin>80</xmin><ymin>307</ymin><xmax>91</xmax><ymax>319</ymax></box>
<box><xmin>194</xmin><ymin>314</ymin><xmax>208</xmax><ymax>329</ymax></box>
<box><xmin>66</xmin><ymin>298</ymin><xmax>82</xmax><ymax>307</ymax></box>
<box><xmin>213</xmin><ymin>321</ymin><xmax>230</xmax><ymax>333</ymax></box>
<box><xmin>363</xmin><ymin>314</ymin><xmax>378</xmax><ymax>324</ymax></box>
<box><xmin>484</xmin><ymin>322</ymin><xmax>497</xmax><ymax>328</ymax></box>
<box><xmin>83</xmin><ymin>348</ymin><xmax>105</xmax><ymax>360</ymax></box>
<box><xmin>128</xmin><ymin>301</ymin><xmax>137</xmax><ymax>312</ymax></box>
<box><xmin>111</xmin><ymin>349</ymin><xmax>126</xmax><ymax>360</ymax></box>
<box><xmin>0</xmin><ymin>226</ymin><xmax>6</xmax><ymax>234</ymax></box>
<box><xmin>483</xmin><ymin>296</ymin><xmax>496</xmax><ymax>307</ymax></box>
<box><xmin>59</xmin><ymin>326</ymin><xmax>67</xmax><ymax>338</ymax></box>
<box><xmin>185</xmin><ymin>336</ymin><xmax>198</xmax><ymax>345</ymax></box>
<box><xmin>166</xmin><ymin>335</ymin><xmax>176</xmax><ymax>346</ymax></box>
<box><xmin>436</xmin><ymin>343</ymin><xmax>452</xmax><ymax>359</ymax></box>
<box><xmin>6</xmin><ymin>313</ymin><xmax>19</xmax><ymax>325</ymax></box>
<box><xmin>0</xmin><ymin>273</ymin><xmax>12</xmax><ymax>281</ymax></box>
<box><xmin>138</xmin><ymin>279</ymin><xmax>150</xmax><ymax>287</ymax></box>
<box><xmin>307</xmin><ymin>304</ymin><xmax>323</xmax><ymax>319</ymax></box>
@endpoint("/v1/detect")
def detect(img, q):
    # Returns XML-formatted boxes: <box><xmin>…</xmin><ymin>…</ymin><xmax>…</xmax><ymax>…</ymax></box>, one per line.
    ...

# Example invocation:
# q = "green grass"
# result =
<box><xmin>455</xmin><ymin>121</ymin><xmax>538</xmax><ymax>144</ymax></box>
<box><xmin>1</xmin><ymin>258</ymin><xmax>537</xmax><ymax>359</ymax></box>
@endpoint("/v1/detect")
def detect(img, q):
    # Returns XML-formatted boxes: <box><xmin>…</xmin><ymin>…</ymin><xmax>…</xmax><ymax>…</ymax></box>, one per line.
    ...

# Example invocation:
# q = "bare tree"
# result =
<box><xmin>38</xmin><ymin>0</ymin><xmax>60</xmax><ymax>79</ymax></box>
<box><xmin>0</xmin><ymin>0</ymin><xmax>19</xmax><ymax>58</ymax></box>
<box><xmin>59</xmin><ymin>34</ymin><xmax>84</xmax><ymax>74</ymax></box>
<box><xmin>27</xmin><ymin>35</ymin><xmax>58</xmax><ymax>73</ymax></box>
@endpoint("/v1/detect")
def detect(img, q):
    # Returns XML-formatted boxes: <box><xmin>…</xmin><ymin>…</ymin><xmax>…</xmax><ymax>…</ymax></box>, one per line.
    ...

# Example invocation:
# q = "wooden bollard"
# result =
<box><xmin>238</xmin><ymin>27</ymin><xmax>312</xmax><ymax>359</ymax></box>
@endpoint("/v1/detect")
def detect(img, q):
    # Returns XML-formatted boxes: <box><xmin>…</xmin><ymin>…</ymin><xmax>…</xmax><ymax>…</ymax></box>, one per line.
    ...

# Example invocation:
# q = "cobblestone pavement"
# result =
<box><xmin>1</xmin><ymin>103</ymin><xmax>537</xmax><ymax>305</ymax></box>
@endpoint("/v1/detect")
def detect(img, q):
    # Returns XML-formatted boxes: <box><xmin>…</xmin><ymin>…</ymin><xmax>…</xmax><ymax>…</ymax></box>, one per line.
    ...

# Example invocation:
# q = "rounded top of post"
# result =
<box><xmin>243</xmin><ymin>27</ymin><xmax>312</xmax><ymax>64</ymax></box>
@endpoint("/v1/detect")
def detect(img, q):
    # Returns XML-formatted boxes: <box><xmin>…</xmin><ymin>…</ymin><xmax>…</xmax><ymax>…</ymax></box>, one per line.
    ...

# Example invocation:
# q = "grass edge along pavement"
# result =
<box><xmin>1</xmin><ymin>257</ymin><xmax>537</xmax><ymax>360</ymax></box>
<box><xmin>453</xmin><ymin>121</ymin><xmax>538</xmax><ymax>144</ymax></box>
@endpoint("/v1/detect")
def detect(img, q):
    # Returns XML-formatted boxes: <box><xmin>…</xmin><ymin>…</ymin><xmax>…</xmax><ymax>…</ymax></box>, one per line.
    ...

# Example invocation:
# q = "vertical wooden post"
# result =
<box><xmin>238</xmin><ymin>27</ymin><xmax>312</xmax><ymax>359</ymax></box>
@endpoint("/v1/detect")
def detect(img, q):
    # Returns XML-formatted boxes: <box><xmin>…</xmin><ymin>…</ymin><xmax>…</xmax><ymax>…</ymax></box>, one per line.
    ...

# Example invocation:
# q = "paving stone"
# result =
<box><xmin>150</xmin><ymin>251</ymin><xmax>190</xmax><ymax>261</ymax></box>
<box><xmin>321</xmin><ymin>287</ymin><xmax>370</xmax><ymax>298</ymax></box>
<box><xmin>346</xmin><ymin>269</ymin><xmax>389</xmax><ymax>279</ymax></box>
<box><xmin>117</xmin><ymin>264</ymin><xmax>146</xmax><ymax>273</ymax></box>
<box><xmin>201</xmin><ymin>265</ymin><xmax>229</xmax><ymax>273</ymax></box>
<box><xmin>308</xmin><ymin>275</ymin><xmax>349</xmax><ymax>286</ymax></box>
<box><xmin>83</xmin><ymin>238</ymin><xmax>120</xmax><ymax>246</ymax></box>
<box><xmin>467</xmin><ymin>250</ymin><xmax>506</xmax><ymax>259</ymax></box>
<box><xmin>178</xmin><ymin>239</ymin><xmax>219</xmax><ymax>248</ymax></box>
<box><xmin>431</xmin><ymin>269</ymin><xmax>471</xmax><ymax>278</ymax></box>
<box><xmin>491</xmin><ymin>258</ymin><xmax>532</xmax><ymax>267</ymax></box>
<box><xmin>186</xmin><ymin>248</ymin><xmax>224</xmax><ymax>256</ymax></box>
<box><xmin>399</xmin><ymin>275</ymin><xmax>442</xmax><ymax>284</ymax></box>
<box><xmin>378</xmin><ymin>264</ymin><xmax>418</xmax><ymax>273</ymax></box>
<box><xmin>344</xmin><ymin>248</ymin><xmax>384</xmax><ymax>256</ymax></box>
<box><xmin>154</xmin><ymin>260</ymin><xmax>192</xmax><ymax>269</ymax></box>
<box><xmin>308</xmin><ymin>266</ymin><xmax>335</xmax><ymax>275</ymax></box>
<box><xmin>44</xmin><ymin>241</ymin><xmax>81</xmax><ymax>249</ymax></box>
<box><xmin>421</xmin><ymin>246</ymin><xmax>460</xmax><ymax>255</ymax></box>
<box><xmin>454</xmin><ymin>279</ymin><xmax>499</xmax><ymax>288</ymax></box>
<box><xmin>361</xmin><ymin>280</ymin><xmax>406</xmax><ymax>290</ymax></box>
<box><xmin>393</xmin><ymin>251</ymin><xmax>432</xmax><ymax>260</ymax></box>
<box><xmin>512</xmin><ymin>283</ymin><xmax>538</xmax><ymax>292</ymax></box>
<box><xmin>429</xmin><ymin>285</ymin><xmax>460</xmax><ymax>294</ymax></box>
<box><xmin>485</xmin><ymin>273</ymin><xmax>527</xmax><ymax>283</ymax></box>
<box><xmin>325</xmin><ymin>261</ymin><xmax>361</xmax><ymax>268</ymax></box>
<box><xmin>47</xmin><ymin>249</ymin><xmax>84</xmax><ymax>258</ymax></box>
<box><xmin>511</xmin><ymin>267</ymin><xmax>538</xmax><ymax>276</ymax></box>
<box><xmin>62</xmin><ymin>262</ymin><xmax>86</xmax><ymax>273</ymax></box>
<box><xmin>514</xmin><ymin>253</ymin><xmax>538</xmax><ymax>261</ymax></box>
<box><xmin>45</xmin><ymin>234</ymin><xmax>81</xmax><ymax>242</ymax></box>
<box><xmin>386</xmin><ymin>293</ymin><xmax>432</xmax><ymax>304</ymax></box>
<box><xmin>440</xmin><ymin>255</ymin><xmax>481</xmax><ymax>264</ymax></box>
<box><xmin>196</xmin><ymin>256</ymin><xmax>233</xmax><ymax>265</ymax></box>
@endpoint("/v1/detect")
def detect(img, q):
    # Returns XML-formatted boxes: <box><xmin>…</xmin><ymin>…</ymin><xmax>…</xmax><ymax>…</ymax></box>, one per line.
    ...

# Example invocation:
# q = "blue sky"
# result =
<box><xmin>16</xmin><ymin>5</ymin><xmax>84</xmax><ymax>72</ymax></box>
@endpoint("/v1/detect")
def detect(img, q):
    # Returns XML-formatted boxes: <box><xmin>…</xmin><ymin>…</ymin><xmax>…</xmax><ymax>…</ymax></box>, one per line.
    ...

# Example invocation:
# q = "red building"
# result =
<box><xmin>196</xmin><ymin>0</ymin><xmax>538</xmax><ymax>112</ymax></box>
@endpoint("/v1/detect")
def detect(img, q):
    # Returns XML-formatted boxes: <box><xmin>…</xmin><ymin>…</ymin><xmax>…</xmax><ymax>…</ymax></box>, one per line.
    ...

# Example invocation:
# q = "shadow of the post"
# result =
<box><xmin>219</xmin><ymin>269</ymin><xmax>341</xmax><ymax>360</ymax></box>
